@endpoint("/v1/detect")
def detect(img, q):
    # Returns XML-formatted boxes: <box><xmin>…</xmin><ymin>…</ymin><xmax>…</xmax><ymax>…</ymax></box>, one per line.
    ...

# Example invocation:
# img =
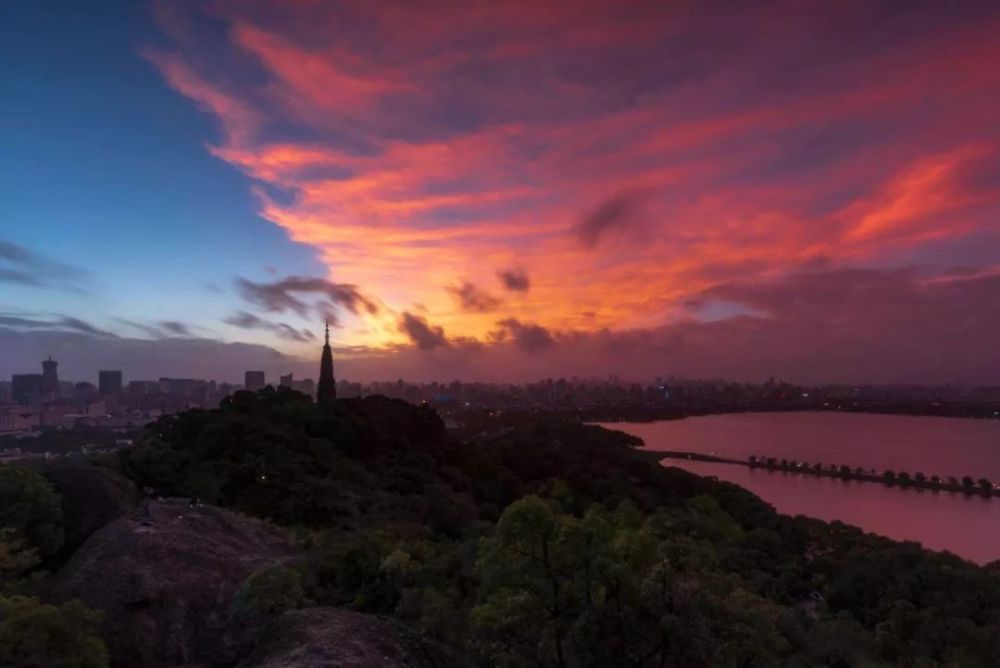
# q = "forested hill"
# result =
<box><xmin>3</xmin><ymin>387</ymin><xmax>1000</xmax><ymax>666</ymax></box>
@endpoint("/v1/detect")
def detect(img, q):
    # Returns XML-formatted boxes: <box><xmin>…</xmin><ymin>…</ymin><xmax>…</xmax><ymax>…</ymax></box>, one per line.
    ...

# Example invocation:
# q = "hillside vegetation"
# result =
<box><xmin>1</xmin><ymin>386</ymin><xmax>998</xmax><ymax>666</ymax></box>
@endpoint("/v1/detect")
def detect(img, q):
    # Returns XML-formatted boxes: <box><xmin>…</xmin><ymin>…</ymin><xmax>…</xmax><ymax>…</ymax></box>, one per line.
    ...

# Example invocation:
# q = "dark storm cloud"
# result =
<box><xmin>446</xmin><ymin>280</ymin><xmax>502</xmax><ymax>312</ymax></box>
<box><xmin>398</xmin><ymin>312</ymin><xmax>450</xmax><ymax>350</ymax></box>
<box><xmin>575</xmin><ymin>191</ymin><xmax>647</xmax><ymax>249</ymax></box>
<box><xmin>0</xmin><ymin>240</ymin><xmax>90</xmax><ymax>290</ymax></box>
<box><xmin>224</xmin><ymin>311</ymin><xmax>316</xmax><ymax>342</ymax></box>
<box><xmin>496</xmin><ymin>267</ymin><xmax>531</xmax><ymax>292</ymax></box>
<box><xmin>236</xmin><ymin>276</ymin><xmax>379</xmax><ymax>319</ymax></box>
<box><xmin>491</xmin><ymin>318</ymin><xmax>556</xmax><ymax>353</ymax></box>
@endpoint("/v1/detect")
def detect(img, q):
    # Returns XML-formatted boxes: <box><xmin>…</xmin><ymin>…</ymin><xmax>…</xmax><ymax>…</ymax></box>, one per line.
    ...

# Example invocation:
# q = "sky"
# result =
<box><xmin>1</xmin><ymin>0</ymin><xmax>999</xmax><ymax>385</ymax></box>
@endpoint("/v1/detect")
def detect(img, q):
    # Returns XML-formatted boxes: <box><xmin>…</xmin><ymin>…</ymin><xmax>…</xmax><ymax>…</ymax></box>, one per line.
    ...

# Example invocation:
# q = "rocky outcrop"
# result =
<box><xmin>47</xmin><ymin>497</ymin><xmax>469</xmax><ymax>667</ymax></box>
<box><xmin>48</xmin><ymin>498</ymin><xmax>296</xmax><ymax>668</ymax></box>
<box><xmin>40</xmin><ymin>459</ymin><xmax>140</xmax><ymax>565</ymax></box>
<box><xmin>240</xmin><ymin>608</ymin><xmax>470</xmax><ymax>668</ymax></box>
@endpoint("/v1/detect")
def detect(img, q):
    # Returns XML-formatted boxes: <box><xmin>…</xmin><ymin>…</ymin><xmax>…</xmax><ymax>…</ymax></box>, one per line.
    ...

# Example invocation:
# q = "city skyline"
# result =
<box><xmin>2</xmin><ymin>1</ymin><xmax>999</xmax><ymax>385</ymax></box>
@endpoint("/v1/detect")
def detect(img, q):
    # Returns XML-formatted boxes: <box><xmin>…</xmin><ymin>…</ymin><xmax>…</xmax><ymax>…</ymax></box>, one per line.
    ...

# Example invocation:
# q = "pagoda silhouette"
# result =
<box><xmin>316</xmin><ymin>321</ymin><xmax>337</xmax><ymax>402</ymax></box>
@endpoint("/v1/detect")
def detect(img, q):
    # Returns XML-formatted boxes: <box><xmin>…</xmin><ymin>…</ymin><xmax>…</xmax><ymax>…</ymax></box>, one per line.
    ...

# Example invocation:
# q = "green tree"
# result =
<box><xmin>474</xmin><ymin>495</ymin><xmax>573</xmax><ymax>667</ymax></box>
<box><xmin>0</xmin><ymin>596</ymin><xmax>108</xmax><ymax>668</ymax></box>
<box><xmin>0</xmin><ymin>530</ymin><xmax>38</xmax><ymax>576</ymax></box>
<box><xmin>230</xmin><ymin>564</ymin><xmax>304</xmax><ymax>624</ymax></box>
<box><xmin>474</xmin><ymin>496</ymin><xmax>790</xmax><ymax>667</ymax></box>
<box><xmin>118</xmin><ymin>438</ymin><xmax>186</xmax><ymax>492</ymax></box>
<box><xmin>0</xmin><ymin>465</ymin><xmax>63</xmax><ymax>577</ymax></box>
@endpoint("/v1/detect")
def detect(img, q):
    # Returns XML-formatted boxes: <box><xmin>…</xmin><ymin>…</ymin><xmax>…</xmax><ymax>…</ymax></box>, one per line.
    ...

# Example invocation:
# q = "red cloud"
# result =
<box><xmin>149</xmin><ymin>2</ymin><xmax>1000</xmax><ymax>378</ymax></box>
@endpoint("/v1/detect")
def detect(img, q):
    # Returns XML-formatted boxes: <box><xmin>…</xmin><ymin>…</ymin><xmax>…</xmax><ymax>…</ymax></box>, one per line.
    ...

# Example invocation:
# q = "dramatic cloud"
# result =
<box><xmin>446</xmin><ymin>281</ymin><xmax>502</xmax><ymax>312</ymax></box>
<box><xmin>398</xmin><ymin>312</ymin><xmax>449</xmax><ymax>351</ymax></box>
<box><xmin>235</xmin><ymin>276</ymin><xmax>378</xmax><ymax>322</ymax></box>
<box><xmin>224</xmin><ymin>311</ymin><xmax>316</xmax><ymax>343</ymax></box>
<box><xmin>146</xmin><ymin>2</ymin><xmax>1000</xmax><ymax>379</ymax></box>
<box><xmin>575</xmin><ymin>191</ymin><xmax>648</xmax><ymax>249</ymax></box>
<box><xmin>0</xmin><ymin>240</ymin><xmax>89</xmax><ymax>290</ymax></box>
<box><xmin>491</xmin><ymin>318</ymin><xmax>556</xmax><ymax>353</ymax></box>
<box><xmin>3</xmin><ymin>267</ymin><xmax>997</xmax><ymax>384</ymax></box>
<box><xmin>496</xmin><ymin>267</ymin><xmax>531</xmax><ymax>293</ymax></box>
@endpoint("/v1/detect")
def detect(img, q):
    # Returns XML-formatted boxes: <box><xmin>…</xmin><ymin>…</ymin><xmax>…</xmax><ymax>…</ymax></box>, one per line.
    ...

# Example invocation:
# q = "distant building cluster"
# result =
<box><xmin>0</xmin><ymin>354</ymin><xmax>316</xmax><ymax>437</ymax></box>
<box><xmin>0</xmin><ymin>326</ymin><xmax>346</xmax><ymax>437</ymax></box>
<box><xmin>3</xmin><ymin>333</ymin><xmax>999</xmax><ymax>439</ymax></box>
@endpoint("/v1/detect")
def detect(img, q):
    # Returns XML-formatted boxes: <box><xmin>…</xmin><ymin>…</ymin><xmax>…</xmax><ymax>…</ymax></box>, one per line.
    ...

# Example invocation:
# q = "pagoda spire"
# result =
<box><xmin>317</xmin><ymin>319</ymin><xmax>337</xmax><ymax>403</ymax></box>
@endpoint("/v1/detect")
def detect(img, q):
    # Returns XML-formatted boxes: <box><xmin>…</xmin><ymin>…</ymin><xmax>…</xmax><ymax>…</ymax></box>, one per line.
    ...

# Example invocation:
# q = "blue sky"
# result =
<box><xmin>1</xmin><ymin>2</ymin><xmax>324</xmax><ymax>350</ymax></box>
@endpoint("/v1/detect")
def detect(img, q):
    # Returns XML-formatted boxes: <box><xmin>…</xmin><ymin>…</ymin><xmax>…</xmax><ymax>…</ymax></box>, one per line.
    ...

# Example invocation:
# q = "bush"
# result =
<box><xmin>0</xmin><ymin>596</ymin><xmax>108</xmax><ymax>668</ymax></box>
<box><xmin>0</xmin><ymin>465</ymin><xmax>63</xmax><ymax>577</ymax></box>
<box><xmin>230</xmin><ymin>564</ymin><xmax>304</xmax><ymax>625</ymax></box>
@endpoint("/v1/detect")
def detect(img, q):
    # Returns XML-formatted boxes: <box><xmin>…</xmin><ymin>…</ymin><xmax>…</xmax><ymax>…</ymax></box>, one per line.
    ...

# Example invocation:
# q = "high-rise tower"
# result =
<box><xmin>41</xmin><ymin>356</ymin><xmax>59</xmax><ymax>396</ymax></box>
<box><xmin>316</xmin><ymin>321</ymin><xmax>337</xmax><ymax>402</ymax></box>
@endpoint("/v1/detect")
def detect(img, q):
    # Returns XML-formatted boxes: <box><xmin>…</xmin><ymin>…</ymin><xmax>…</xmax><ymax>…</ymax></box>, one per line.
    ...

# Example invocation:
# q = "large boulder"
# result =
<box><xmin>240</xmin><ymin>608</ymin><xmax>469</xmax><ymax>668</ymax></box>
<box><xmin>40</xmin><ymin>459</ymin><xmax>140</xmax><ymax>565</ymax></box>
<box><xmin>48</xmin><ymin>498</ymin><xmax>296</xmax><ymax>667</ymax></box>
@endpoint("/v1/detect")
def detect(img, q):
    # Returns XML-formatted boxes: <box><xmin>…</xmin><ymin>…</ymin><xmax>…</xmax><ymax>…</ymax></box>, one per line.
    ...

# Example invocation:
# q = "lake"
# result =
<box><xmin>596</xmin><ymin>412</ymin><xmax>1000</xmax><ymax>564</ymax></box>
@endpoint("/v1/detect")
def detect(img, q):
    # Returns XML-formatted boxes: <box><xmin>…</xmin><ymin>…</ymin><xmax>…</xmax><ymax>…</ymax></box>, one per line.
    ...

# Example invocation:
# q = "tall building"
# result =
<box><xmin>12</xmin><ymin>374</ymin><xmax>43</xmax><ymax>406</ymax></box>
<box><xmin>99</xmin><ymin>370</ymin><xmax>123</xmax><ymax>396</ymax></box>
<box><xmin>41</xmin><ymin>356</ymin><xmax>59</xmax><ymax>395</ymax></box>
<box><xmin>316</xmin><ymin>321</ymin><xmax>337</xmax><ymax>402</ymax></box>
<box><xmin>293</xmin><ymin>378</ymin><xmax>315</xmax><ymax>397</ymax></box>
<box><xmin>279</xmin><ymin>373</ymin><xmax>294</xmax><ymax>388</ymax></box>
<box><xmin>245</xmin><ymin>371</ymin><xmax>266</xmax><ymax>392</ymax></box>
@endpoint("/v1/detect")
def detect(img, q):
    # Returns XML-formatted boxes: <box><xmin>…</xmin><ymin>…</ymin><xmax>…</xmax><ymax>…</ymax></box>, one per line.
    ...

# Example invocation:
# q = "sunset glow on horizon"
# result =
<box><xmin>2</xmin><ymin>1</ymin><xmax>999</xmax><ymax>383</ymax></box>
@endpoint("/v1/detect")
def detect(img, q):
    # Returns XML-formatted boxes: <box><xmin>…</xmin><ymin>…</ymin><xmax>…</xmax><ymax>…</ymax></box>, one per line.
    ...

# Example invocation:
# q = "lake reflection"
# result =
<box><xmin>597</xmin><ymin>413</ymin><xmax>1000</xmax><ymax>564</ymax></box>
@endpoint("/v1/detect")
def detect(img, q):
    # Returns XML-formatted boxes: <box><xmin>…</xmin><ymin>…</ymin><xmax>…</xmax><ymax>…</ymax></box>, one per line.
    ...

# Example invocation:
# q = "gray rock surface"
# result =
<box><xmin>41</xmin><ymin>459</ymin><xmax>140</xmax><ymax>565</ymax></box>
<box><xmin>48</xmin><ymin>498</ymin><xmax>296</xmax><ymax>668</ymax></box>
<box><xmin>240</xmin><ymin>607</ymin><xmax>469</xmax><ymax>668</ymax></box>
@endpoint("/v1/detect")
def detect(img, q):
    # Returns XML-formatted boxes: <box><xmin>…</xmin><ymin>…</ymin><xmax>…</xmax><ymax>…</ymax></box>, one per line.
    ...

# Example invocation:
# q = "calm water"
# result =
<box><xmin>597</xmin><ymin>413</ymin><xmax>1000</xmax><ymax>564</ymax></box>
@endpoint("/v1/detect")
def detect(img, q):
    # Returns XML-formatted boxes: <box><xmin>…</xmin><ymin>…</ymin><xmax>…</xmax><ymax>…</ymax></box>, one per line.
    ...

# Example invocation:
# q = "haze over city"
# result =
<box><xmin>3</xmin><ymin>1</ymin><xmax>999</xmax><ymax>384</ymax></box>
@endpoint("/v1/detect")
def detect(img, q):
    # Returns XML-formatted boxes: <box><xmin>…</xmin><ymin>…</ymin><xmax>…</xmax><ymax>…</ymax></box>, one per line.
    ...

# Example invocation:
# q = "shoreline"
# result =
<box><xmin>592</xmin><ymin>406</ymin><xmax>1000</xmax><ymax>424</ymax></box>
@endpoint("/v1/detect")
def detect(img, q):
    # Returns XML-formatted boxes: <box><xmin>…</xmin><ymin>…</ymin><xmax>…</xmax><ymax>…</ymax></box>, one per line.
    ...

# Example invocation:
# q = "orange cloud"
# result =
<box><xmin>150</xmin><ymin>1</ymin><xmax>1000</xmax><ymax>358</ymax></box>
